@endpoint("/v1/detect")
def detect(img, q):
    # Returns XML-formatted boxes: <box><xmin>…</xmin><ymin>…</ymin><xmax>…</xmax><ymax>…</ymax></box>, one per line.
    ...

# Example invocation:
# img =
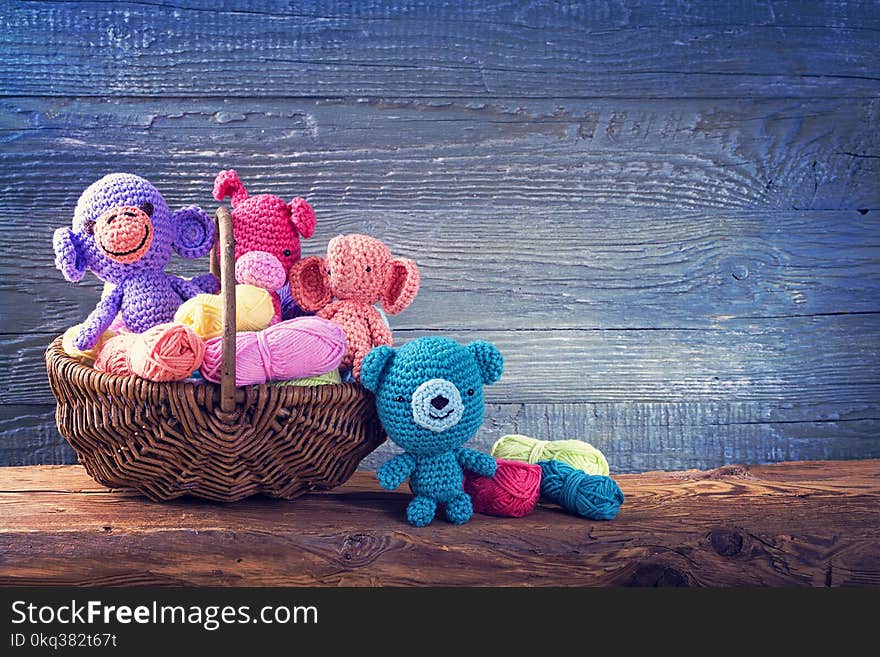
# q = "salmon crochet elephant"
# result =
<box><xmin>288</xmin><ymin>234</ymin><xmax>420</xmax><ymax>379</ymax></box>
<box><xmin>213</xmin><ymin>169</ymin><xmax>316</xmax><ymax>320</ymax></box>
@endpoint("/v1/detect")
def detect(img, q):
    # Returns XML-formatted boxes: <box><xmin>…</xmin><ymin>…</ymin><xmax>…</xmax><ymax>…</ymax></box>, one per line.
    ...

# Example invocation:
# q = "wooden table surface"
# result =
<box><xmin>1</xmin><ymin>460</ymin><xmax>877</xmax><ymax>587</ymax></box>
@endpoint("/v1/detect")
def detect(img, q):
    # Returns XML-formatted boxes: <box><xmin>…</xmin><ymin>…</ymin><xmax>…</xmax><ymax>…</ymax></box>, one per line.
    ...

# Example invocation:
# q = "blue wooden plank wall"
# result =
<box><xmin>0</xmin><ymin>0</ymin><xmax>878</xmax><ymax>471</ymax></box>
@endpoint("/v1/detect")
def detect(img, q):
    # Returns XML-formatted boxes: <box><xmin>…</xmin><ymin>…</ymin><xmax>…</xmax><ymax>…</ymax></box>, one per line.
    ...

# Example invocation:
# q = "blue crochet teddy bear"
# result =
<box><xmin>361</xmin><ymin>336</ymin><xmax>503</xmax><ymax>527</ymax></box>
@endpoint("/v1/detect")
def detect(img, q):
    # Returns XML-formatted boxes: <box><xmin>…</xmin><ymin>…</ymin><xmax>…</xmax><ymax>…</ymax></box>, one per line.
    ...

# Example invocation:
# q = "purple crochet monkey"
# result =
<box><xmin>54</xmin><ymin>173</ymin><xmax>218</xmax><ymax>351</ymax></box>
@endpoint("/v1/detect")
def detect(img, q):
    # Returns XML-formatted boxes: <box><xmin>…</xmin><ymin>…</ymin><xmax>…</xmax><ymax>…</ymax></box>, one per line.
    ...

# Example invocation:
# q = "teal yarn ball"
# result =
<box><xmin>538</xmin><ymin>460</ymin><xmax>624</xmax><ymax>520</ymax></box>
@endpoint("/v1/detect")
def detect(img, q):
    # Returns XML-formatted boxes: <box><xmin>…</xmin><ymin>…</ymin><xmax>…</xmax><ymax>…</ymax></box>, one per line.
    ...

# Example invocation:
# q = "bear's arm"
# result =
<box><xmin>74</xmin><ymin>284</ymin><xmax>124</xmax><ymax>351</ymax></box>
<box><xmin>377</xmin><ymin>452</ymin><xmax>417</xmax><ymax>490</ymax></box>
<box><xmin>456</xmin><ymin>448</ymin><xmax>498</xmax><ymax>477</ymax></box>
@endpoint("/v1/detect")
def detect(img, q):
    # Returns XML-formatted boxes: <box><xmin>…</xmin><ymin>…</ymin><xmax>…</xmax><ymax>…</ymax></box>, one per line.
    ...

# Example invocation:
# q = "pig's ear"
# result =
<box><xmin>53</xmin><ymin>227</ymin><xmax>87</xmax><ymax>282</ymax></box>
<box><xmin>289</xmin><ymin>197</ymin><xmax>316</xmax><ymax>239</ymax></box>
<box><xmin>213</xmin><ymin>169</ymin><xmax>249</xmax><ymax>207</ymax></box>
<box><xmin>172</xmin><ymin>206</ymin><xmax>215</xmax><ymax>258</ymax></box>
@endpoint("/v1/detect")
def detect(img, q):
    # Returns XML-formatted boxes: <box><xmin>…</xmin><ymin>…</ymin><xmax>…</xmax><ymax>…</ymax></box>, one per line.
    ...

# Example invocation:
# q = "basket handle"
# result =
<box><xmin>213</xmin><ymin>206</ymin><xmax>238</xmax><ymax>412</ymax></box>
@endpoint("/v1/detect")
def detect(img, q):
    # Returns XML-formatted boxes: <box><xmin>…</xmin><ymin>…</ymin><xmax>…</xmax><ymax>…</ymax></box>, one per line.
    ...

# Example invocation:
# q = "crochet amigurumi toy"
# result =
<box><xmin>289</xmin><ymin>234</ymin><xmax>419</xmax><ymax>379</ymax></box>
<box><xmin>361</xmin><ymin>336</ymin><xmax>503</xmax><ymax>526</ymax></box>
<box><xmin>213</xmin><ymin>169</ymin><xmax>316</xmax><ymax>319</ymax></box>
<box><xmin>54</xmin><ymin>173</ymin><xmax>218</xmax><ymax>351</ymax></box>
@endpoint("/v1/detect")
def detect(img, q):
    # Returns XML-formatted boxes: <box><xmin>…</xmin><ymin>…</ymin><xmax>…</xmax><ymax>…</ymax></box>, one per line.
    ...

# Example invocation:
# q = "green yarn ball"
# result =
<box><xmin>273</xmin><ymin>369</ymin><xmax>342</xmax><ymax>387</ymax></box>
<box><xmin>491</xmin><ymin>434</ymin><xmax>610</xmax><ymax>476</ymax></box>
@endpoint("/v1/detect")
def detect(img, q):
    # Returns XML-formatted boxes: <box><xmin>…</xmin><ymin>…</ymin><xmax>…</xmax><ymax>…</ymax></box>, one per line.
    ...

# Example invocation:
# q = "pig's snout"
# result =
<box><xmin>235</xmin><ymin>251</ymin><xmax>287</xmax><ymax>291</ymax></box>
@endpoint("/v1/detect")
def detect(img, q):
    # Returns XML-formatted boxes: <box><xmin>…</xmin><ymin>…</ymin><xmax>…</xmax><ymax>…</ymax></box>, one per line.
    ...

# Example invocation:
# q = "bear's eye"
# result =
<box><xmin>84</xmin><ymin>219</ymin><xmax>95</xmax><ymax>235</ymax></box>
<box><xmin>467</xmin><ymin>389</ymin><xmax>475</xmax><ymax>396</ymax></box>
<box><xmin>395</xmin><ymin>395</ymin><xmax>405</xmax><ymax>402</ymax></box>
<box><xmin>283</xmin><ymin>249</ymin><xmax>291</xmax><ymax>257</ymax></box>
<box><xmin>139</xmin><ymin>201</ymin><xmax>154</xmax><ymax>217</ymax></box>
<box><xmin>366</xmin><ymin>266</ymin><xmax>371</xmax><ymax>272</ymax></box>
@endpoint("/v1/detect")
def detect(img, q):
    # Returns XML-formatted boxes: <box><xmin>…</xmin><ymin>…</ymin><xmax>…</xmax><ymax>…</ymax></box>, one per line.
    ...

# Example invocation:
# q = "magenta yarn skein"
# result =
<box><xmin>200</xmin><ymin>316</ymin><xmax>347</xmax><ymax>386</ymax></box>
<box><xmin>463</xmin><ymin>458</ymin><xmax>542</xmax><ymax>517</ymax></box>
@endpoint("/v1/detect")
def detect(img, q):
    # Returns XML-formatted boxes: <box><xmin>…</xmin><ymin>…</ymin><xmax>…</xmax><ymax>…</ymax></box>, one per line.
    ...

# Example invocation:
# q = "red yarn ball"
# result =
<box><xmin>463</xmin><ymin>458</ymin><xmax>542</xmax><ymax>518</ymax></box>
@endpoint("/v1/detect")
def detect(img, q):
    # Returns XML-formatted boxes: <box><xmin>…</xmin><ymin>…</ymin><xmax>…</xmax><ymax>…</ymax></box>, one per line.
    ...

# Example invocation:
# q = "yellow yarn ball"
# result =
<box><xmin>174</xmin><ymin>285</ymin><xmax>275</xmax><ymax>340</ymax></box>
<box><xmin>61</xmin><ymin>324</ymin><xmax>118</xmax><ymax>366</ymax></box>
<box><xmin>491</xmin><ymin>434</ymin><xmax>610</xmax><ymax>476</ymax></box>
<box><xmin>274</xmin><ymin>369</ymin><xmax>342</xmax><ymax>387</ymax></box>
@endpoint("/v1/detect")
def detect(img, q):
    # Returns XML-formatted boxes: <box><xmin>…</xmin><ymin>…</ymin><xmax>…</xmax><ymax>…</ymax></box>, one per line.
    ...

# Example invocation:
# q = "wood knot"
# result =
<box><xmin>687</xmin><ymin>464</ymin><xmax>752</xmax><ymax>480</ymax></box>
<box><xmin>339</xmin><ymin>532</ymin><xmax>388</xmax><ymax>567</ymax></box>
<box><xmin>730</xmin><ymin>262</ymin><xmax>749</xmax><ymax>280</ymax></box>
<box><xmin>626</xmin><ymin>562</ymin><xmax>691</xmax><ymax>587</ymax></box>
<box><xmin>709</xmin><ymin>529</ymin><xmax>743</xmax><ymax>556</ymax></box>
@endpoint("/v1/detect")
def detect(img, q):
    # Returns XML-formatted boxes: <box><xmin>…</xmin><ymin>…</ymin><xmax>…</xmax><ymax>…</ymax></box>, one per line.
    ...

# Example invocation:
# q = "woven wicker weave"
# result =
<box><xmin>45</xmin><ymin>207</ymin><xmax>386</xmax><ymax>502</ymax></box>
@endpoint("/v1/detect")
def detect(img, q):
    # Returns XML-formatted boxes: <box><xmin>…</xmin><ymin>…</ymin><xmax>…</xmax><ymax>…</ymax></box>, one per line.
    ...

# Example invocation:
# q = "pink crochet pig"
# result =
<box><xmin>213</xmin><ymin>170</ymin><xmax>316</xmax><ymax>318</ymax></box>
<box><xmin>289</xmin><ymin>234</ymin><xmax>420</xmax><ymax>380</ymax></box>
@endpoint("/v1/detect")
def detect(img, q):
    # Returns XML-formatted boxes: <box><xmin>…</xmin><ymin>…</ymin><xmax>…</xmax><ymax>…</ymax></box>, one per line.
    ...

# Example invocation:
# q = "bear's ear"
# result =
<box><xmin>288</xmin><ymin>197</ymin><xmax>316</xmax><ymax>239</ymax></box>
<box><xmin>360</xmin><ymin>345</ymin><xmax>395</xmax><ymax>392</ymax></box>
<box><xmin>172</xmin><ymin>206</ymin><xmax>215</xmax><ymax>258</ymax></box>
<box><xmin>53</xmin><ymin>227</ymin><xmax>88</xmax><ymax>282</ymax></box>
<box><xmin>289</xmin><ymin>255</ymin><xmax>332</xmax><ymax>312</ymax></box>
<box><xmin>467</xmin><ymin>340</ymin><xmax>504</xmax><ymax>385</ymax></box>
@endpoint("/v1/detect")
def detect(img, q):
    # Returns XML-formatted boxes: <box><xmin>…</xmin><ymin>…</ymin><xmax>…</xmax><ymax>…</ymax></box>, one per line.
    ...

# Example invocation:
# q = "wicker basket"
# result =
<box><xmin>45</xmin><ymin>206</ymin><xmax>386</xmax><ymax>502</ymax></box>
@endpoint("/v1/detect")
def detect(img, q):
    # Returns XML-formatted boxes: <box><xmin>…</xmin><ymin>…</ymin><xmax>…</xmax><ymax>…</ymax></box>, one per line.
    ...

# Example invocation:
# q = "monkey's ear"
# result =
<box><xmin>53</xmin><ymin>227</ymin><xmax>88</xmax><ymax>282</ymax></box>
<box><xmin>171</xmin><ymin>206</ymin><xmax>215</xmax><ymax>258</ymax></box>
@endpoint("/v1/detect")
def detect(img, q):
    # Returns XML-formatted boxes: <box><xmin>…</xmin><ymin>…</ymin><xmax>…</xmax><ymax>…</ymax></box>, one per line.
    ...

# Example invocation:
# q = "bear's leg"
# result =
<box><xmin>445</xmin><ymin>492</ymin><xmax>474</xmax><ymax>525</ymax></box>
<box><xmin>406</xmin><ymin>495</ymin><xmax>437</xmax><ymax>527</ymax></box>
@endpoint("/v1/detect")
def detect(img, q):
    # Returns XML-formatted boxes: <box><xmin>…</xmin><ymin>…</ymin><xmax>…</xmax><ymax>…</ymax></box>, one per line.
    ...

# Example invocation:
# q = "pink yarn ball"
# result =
<box><xmin>129</xmin><ymin>322</ymin><xmax>205</xmax><ymax>382</ymax></box>
<box><xmin>200</xmin><ymin>316</ymin><xmax>346</xmax><ymax>386</ymax></box>
<box><xmin>463</xmin><ymin>458</ymin><xmax>542</xmax><ymax>518</ymax></box>
<box><xmin>94</xmin><ymin>333</ymin><xmax>138</xmax><ymax>376</ymax></box>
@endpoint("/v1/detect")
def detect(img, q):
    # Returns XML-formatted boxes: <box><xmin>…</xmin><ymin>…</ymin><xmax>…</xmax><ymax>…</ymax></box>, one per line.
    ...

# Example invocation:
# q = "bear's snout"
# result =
<box><xmin>412</xmin><ymin>378</ymin><xmax>464</xmax><ymax>432</ymax></box>
<box><xmin>92</xmin><ymin>204</ymin><xmax>154</xmax><ymax>264</ymax></box>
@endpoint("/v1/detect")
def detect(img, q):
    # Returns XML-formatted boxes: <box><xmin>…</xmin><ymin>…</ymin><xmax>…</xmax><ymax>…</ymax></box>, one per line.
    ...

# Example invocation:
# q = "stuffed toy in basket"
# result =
<box><xmin>46</xmin><ymin>191</ymin><xmax>385</xmax><ymax>502</ymax></box>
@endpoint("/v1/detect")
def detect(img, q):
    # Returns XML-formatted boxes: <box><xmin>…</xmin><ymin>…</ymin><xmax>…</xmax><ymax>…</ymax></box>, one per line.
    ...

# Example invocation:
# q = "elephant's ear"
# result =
<box><xmin>289</xmin><ymin>256</ymin><xmax>332</xmax><ymax>312</ymax></box>
<box><xmin>53</xmin><ymin>227</ymin><xmax>87</xmax><ymax>282</ymax></box>
<box><xmin>172</xmin><ymin>206</ymin><xmax>215</xmax><ymax>258</ymax></box>
<box><xmin>381</xmin><ymin>257</ymin><xmax>420</xmax><ymax>315</ymax></box>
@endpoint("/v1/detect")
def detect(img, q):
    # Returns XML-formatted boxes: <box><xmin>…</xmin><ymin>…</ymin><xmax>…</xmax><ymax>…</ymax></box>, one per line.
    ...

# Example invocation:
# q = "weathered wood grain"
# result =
<box><xmin>1</xmin><ymin>1</ymin><xmax>878</xmax><ymax>470</ymax></box>
<box><xmin>0</xmin><ymin>406</ymin><xmax>76</xmax><ymax>466</ymax></box>
<box><xmin>7</xmin><ymin>400</ymin><xmax>879</xmax><ymax>473</ymax></box>
<box><xmin>2</xmin><ymin>97</ymin><xmax>877</xmax><ymax>213</ymax></box>
<box><xmin>365</xmin><ymin>399</ymin><xmax>880</xmax><ymax>472</ymax></box>
<box><xmin>2</xmin><ymin>97</ymin><xmax>876</xmax><ymax>333</ymax></box>
<box><xmin>6</xmin><ymin>315</ymin><xmax>880</xmax><ymax>405</ymax></box>
<box><xmin>5</xmin><ymin>208</ymin><xmax>878</xmax><ymax>335</ymax></box>
<box><xmin>1</xmin><ymin>461</ymin><xmax>878</xmax><ymax>586</ymax></box>
<box><xmin>1</xmin><ymin>1</ymin><xmax>878</xmax><ymax>99</ymax></box>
